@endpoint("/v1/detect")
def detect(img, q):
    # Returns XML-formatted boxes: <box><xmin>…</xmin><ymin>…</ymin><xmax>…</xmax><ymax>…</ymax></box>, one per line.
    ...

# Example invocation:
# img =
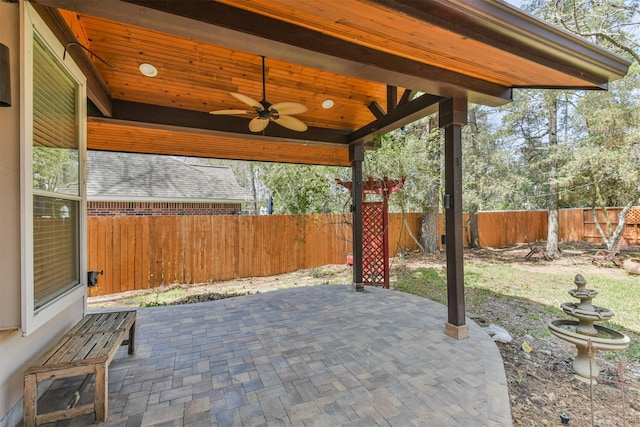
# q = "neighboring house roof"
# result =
<box><xmin>87</xmin><ymin>151</ymin><xmax>252</xmax><ymax>203</ymax></box>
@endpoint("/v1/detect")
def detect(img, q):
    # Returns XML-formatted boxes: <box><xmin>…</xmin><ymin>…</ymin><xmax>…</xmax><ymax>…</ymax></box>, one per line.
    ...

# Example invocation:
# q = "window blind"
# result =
<box><xmin>32</xmin><ymin>35</ymin><xmax>80</xmax><ymax>310</ymax></box>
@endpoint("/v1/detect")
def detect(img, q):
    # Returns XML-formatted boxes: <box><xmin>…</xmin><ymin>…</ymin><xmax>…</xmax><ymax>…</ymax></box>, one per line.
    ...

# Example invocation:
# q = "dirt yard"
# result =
<box><xmin>89</xmin><ymin>243</ymin><xmax>640</xmax><ymax>426</ymax></box>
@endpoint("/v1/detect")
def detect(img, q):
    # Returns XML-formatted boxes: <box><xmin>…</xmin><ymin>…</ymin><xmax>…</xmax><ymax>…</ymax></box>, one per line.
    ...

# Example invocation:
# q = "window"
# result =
<box><xmin>22</xmin><ymin>4</ymin><xmax>86</xmax><ymax>334</ymax></box>
<box><xmin>32</xmin><ymin>35</ymin><xmax>82</xmax><ymax>309</ymax></box>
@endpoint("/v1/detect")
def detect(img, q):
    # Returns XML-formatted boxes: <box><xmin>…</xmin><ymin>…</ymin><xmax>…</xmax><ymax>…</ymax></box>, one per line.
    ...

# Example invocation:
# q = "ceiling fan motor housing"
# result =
<box><xmin>210</xmin><ymin>57</ymin><xmax>307</xmax><ymax>131</ymax></box>
<box><xmin>258</xmin><ymin>100</ymin><xmax>276</xmax><ymax>119</ymax></box>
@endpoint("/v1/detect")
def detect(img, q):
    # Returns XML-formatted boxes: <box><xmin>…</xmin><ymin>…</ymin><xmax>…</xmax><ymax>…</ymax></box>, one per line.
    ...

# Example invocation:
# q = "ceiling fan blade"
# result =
<box><xmin>270</xmin><ymin>102</ymin><xmax>307</xmax><ymax>115</ymax></box>
<box><xmin>231</xmin><ymin>92</ymin><xmax>262</xmax><ymax>109</ymax></box>
<box><xmin>209</xmin><ymin>109</ymin><xmax>254</xmax><ymax>115</ymax></box>
<box><xmin>273</xmin><ymin>115</ymin><xmax>308</xmax><ymax>132</ymax></box>
<box><xmin>249</xmin><ymin>117</ymin><xmax>269</xmax><ymax>132</ymax></box>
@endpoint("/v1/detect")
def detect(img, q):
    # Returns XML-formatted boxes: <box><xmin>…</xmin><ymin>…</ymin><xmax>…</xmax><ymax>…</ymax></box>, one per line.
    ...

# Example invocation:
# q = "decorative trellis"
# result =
<box><xmin>626</xmin><ymin>207</ymin><xmax>640</xmax><ymax>225</ymax></box>
<box><xmin>363</xmin><ymin>202</ymin><xmax>385</xmax><ymax>286</ymax></box>
<box><xmin>625</xmin><ymin>207</ymin><xmax>640</xmax><ymax>245</ymax></box>
<box><xmin>336</xmin><ymin>177</ymin><xmax>405</xmax><ymax>288</ymax></box>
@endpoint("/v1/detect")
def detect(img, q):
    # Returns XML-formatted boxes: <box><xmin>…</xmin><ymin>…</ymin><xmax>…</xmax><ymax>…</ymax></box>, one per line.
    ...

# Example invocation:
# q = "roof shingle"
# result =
<box><xmin>87</xmin><ymin>151</ymin><xmax>252</xmax><ymax>202</ymax></box>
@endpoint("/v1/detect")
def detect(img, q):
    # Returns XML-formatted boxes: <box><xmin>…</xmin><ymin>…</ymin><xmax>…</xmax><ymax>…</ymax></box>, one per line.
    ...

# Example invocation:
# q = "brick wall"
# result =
<box><xmin>87</xmin><ymin>201</ymin><xmax>241</xmax><ymax>217</ymax></box>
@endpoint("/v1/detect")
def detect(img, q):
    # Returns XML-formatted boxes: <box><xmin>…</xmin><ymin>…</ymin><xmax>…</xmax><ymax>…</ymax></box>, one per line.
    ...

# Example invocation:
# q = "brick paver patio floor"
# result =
<box><xmin>40</xmin><ymin>285</ymin><xmax>512</xmax><ymax>426</ymax></box>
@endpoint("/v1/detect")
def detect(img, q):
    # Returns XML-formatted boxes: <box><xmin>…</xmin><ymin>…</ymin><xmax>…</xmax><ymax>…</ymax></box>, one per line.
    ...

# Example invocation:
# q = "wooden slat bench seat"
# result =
<box><xmin>23</xmin><ymin>311</ymin><xmax>136</xmax><ymax>427</ymax></box>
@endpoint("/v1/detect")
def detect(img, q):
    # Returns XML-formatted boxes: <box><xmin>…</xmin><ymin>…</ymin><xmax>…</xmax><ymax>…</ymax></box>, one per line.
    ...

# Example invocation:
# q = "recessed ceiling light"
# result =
<box><xmin>139</xmin><ymin>63</ymin><xmax>158</xmax><ymax>77</ymax></box>
<box><xmin>321</xmin><ymin>99</ymin><xmax>334</xmax><ymax>109</ymax></box>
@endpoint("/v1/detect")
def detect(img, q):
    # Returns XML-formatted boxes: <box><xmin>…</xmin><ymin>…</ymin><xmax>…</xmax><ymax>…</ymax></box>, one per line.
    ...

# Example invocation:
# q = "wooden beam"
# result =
<box><xmin>31</xmin><ymin>5</ymin><xmax>112</xmax><ymax>116</ymax></box>
<box><xmin>367</xmin><ymin>101</ymin><xmax>386</xmax><ymax>120</ymax></box>
<box><xmin>399</xmin><ymin>89</ymin><xmax>416</xmax><ymax>106</ymax></box>
<box><xmin>96</xmin><ymin>100</ymin><xmax>351</xmax><ymax>146</ymax></box>
<box><xmin>386</xmin><ymin>86</ymin><xmax>397</xmax><ymax>113</ymax></box>
<box><xmin>350</xmin><ymin>93</ymin><xmax>442</xmax><ymax>144</ymax></box>
<box><xmin>439</xmin><ymin>97</ymin><xmax>468</xmax><ymax>340</ymax></box>
<box><xmin>32</xmin><ymin>0</ymin><xmax>512</xmax><ymax>105</ymax></box>
<box><xmin>87</xmin><ymin>122</ymin><xmax>351</xmax><ymax>166</ymax></box>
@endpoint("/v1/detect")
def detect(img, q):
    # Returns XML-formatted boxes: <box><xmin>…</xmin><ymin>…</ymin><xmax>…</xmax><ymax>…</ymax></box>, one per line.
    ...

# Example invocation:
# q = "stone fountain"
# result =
<box><xmin>548</xmin><ymin>274</ymin><xmax>630</xmax><ymax>383</ymax></box>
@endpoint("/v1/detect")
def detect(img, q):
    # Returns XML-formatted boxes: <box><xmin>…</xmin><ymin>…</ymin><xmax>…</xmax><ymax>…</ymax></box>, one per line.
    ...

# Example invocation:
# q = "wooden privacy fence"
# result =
<box><xmin>88</xmin><ymin>213</ymin><xmax>421</xmax><ymax>296</ymax></box>
<box><xmin>582</xmin><ymin>206</ymin><xmax>640</xmax><ymax>245</ymax></box>
<box><xmin>88</xmin><ymin>207</ymin><xmax>639</xmax><ymax>296</ymax></box>
<box><xmin>474</xmin><ymin>210</ymin><xmax>547</xmax><ymax>248</ymax></box>
<box><xmin>464</xmin><ymin>207</ymin><xmax>640</xmax><ymax>247</ymax></box>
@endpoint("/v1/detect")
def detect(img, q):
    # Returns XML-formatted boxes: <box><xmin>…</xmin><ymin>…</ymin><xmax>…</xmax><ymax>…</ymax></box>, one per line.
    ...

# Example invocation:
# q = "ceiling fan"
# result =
<box><xmin>210</xmin><ymin>56</ymin><xmax>308</xmax><ymax>132</ymax></box>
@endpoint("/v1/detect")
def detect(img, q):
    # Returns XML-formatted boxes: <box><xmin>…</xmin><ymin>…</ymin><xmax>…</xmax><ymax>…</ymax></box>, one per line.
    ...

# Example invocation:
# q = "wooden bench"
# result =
<box><xmin>23</xmin><ymin>311</ymin><xmax>136</xmax><ymax>427</ymax></box>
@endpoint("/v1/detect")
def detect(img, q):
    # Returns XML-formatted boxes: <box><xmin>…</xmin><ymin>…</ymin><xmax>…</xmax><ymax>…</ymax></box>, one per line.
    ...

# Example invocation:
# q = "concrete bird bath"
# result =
<box><xmin>548</xmin><ymin>274</ymin><xmax>629</xmax><ymax>383</ymax></box>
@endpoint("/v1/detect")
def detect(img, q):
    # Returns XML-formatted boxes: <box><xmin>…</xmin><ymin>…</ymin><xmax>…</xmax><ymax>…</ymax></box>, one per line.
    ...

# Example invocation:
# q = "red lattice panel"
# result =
<box><xmin>363</xmin><ymin>202</ymin><xmax>385</xmax><ymax>286</ymax></box>
<box><xmin>626</xmin><ymin>207</ymin><xmax>640</xmax><ymax>225</ymax></box>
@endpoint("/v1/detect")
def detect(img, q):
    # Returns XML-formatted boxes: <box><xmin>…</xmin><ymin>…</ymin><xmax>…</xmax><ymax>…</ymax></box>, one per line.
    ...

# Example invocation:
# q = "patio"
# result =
<box><xmin>40</xmin><ymin>285</ymin><xmax>511</xmax><ymax>426</ymax></box>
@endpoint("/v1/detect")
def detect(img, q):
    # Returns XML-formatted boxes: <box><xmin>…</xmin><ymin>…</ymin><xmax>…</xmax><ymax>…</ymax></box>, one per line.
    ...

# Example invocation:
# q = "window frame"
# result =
<box><xmin>21</xmin><ymin>3</ymin><xmax>87</xmax><ymax>335</ymax></box>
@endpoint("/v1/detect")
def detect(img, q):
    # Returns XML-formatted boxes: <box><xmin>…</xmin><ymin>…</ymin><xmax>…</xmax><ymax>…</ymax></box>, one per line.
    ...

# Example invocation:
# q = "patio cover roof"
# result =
<box><xmin>32</xmin><ymin>0</ymin><xmax>630</xmax><ymax>167</ymax></box>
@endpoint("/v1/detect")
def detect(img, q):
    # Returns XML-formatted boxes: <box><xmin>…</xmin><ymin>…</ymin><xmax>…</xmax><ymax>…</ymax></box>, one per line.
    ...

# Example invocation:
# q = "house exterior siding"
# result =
<box><xmin>0</xmin><ymin>5</ymin><xmax>85</xmax><ymax>426</ymax></box>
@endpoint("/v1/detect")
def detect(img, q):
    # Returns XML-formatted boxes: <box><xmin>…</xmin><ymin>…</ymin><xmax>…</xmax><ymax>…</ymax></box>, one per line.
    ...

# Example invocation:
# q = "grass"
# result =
<box><xmin>463</xmin><ymin>262</ymin><xmax>640</xmax><ymax>332</ymax></box>
<box><xmin>133</xmin><ymin>287</ymin><xmax>190</xmax><ymax>306</ymax></box>
<box><xmin>393</xmin><ymin>261</ymin><xmax>640</xmax><ymax>362</ymax></box>
<box><xmin>309</xmin><ymin>267</ymin><xmax>329</xmax><ymax>278</ymax></box>
<box><xmin>130</xmin><ymin>266</ymin><xmax>348</xmax><ymax>306</ymax></box>
<box><xmin>393</xmin><ymin>267</ymin><xmax>448</xmax><ymax>304</ymax></box>
<box><xmin>134</xmin><ymin>287</ymin><xmax>250</xmax><ymax>307</ymax></box>
<box><xmin>608</xmin><ymin>339</ymin><xmax>640</xmax><ymax>362</ymax></box>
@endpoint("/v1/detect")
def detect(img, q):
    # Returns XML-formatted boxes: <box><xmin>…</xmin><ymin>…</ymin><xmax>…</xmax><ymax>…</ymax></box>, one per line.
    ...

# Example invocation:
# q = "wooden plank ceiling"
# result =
<box><xmin>33</xmin><ymin>0</ymin><xmax>629</xmax><ymax>166</ymax></box>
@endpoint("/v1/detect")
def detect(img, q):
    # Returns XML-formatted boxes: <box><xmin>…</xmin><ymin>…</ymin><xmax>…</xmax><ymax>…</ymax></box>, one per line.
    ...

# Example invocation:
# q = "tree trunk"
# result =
<box><xmin>469</xmin><ymin>202</ymin><xmax>480</xmax><ymax>248</ymax></box>
<box><xmin>590</xmin><ymin>179</ymin><xmax>617</xmax><ymax>248</ymax></box>
<box><xmin>545</xmin><ymin>95</ymin><xmax>560</xmax><ymax>258</ymax></box>
<box><xmin>466</xmin><ymin>108</ymin><xmax>481</xmax><ymax>249</ymax></box>
<box><xmin>593</xmin><ymin>202</ymin><xmax>633</xmax><ymax>250</ymax></box>
<box><xmin>546</xmin><ymin>205</ymin><xmax>559</xmax><ymax>255</ymax></box>
<box><xmin>248</xmin><ymin>163</ymin><xmax>259</xmax><ymax>212</ymax></box>
<box><xmin>420</xmin><ymin>184</ymin><xmax>440</xmax><ymax>253</ymax></box>
<box><xmin>421</xmin><ymin>206</ymin><xmax>439</xmax><ymax>253</ymax></box>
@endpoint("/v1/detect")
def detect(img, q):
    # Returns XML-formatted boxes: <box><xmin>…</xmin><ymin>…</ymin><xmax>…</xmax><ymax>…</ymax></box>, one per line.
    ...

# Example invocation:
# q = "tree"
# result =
<box><xmin>256</xmin><ymin>163</ymin><xmax>350</xmax><ymax>215</ymax></box>
<box><xmin>230</xmin><ymin>162</ymin><xmax>263</xmax><ymax>213</ymax></box>
<box><xmin>499</xmin><ymin>86</ymin><xmax>576</xmax><ymax>256</ymax></box>
<box><xmin>366</xmin><ymin>118</ymin><xmax>442</xmax><ymax>253</ymax></box>
<box><xmin>562</xmin><ymin>63</ymin><xmax>640</xmax><ymax>248</ymax></box>
<box><xmin>33</xmin><ymin>146</ymin><xmax>78</xmax><ymax>192</ymax></box>
<box><xmin>505</xmin><ymin>1</ymin><xmax>639</xmax><ymax>251</ymax></box>
<box><xmin>530</xmin><ymin>0</ymin><xmax>640</xmax><ymax>63</ymax></box>
<box><xmin>524</xmin><ymin>0</ymin><xmax>640</xmax><ymax>248</ymax></box>
<box><xmin>545</xmin><ymin>93</ymin><xmax>561</xmax><ymax>257</ymax></box>
<box><xmin>463</xmin><ymin>105</ymin><xmax>529</xmax><ymax>247</ymax></box>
